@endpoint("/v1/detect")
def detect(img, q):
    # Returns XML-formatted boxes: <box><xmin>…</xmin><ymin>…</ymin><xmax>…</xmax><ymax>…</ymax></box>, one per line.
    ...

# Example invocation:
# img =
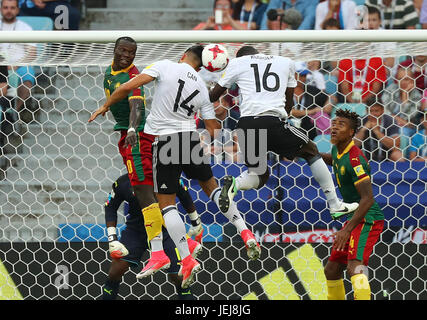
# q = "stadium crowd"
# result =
<box><xmin>194</xmin><ymin>0</ymin><xmax>427</xmax><ymax>162</ymax></box>
<box><xmin>0</xmin><ymin>0</ymin><xmax>426</xmax><ymax>167</ymax></box>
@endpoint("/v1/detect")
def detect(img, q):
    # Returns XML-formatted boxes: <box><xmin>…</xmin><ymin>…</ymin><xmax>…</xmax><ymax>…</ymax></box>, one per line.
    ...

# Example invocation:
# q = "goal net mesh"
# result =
<box><xmin>0</xmin><ymin>39</ymin><xmax>426</xmax><ymax>300</ymax></box>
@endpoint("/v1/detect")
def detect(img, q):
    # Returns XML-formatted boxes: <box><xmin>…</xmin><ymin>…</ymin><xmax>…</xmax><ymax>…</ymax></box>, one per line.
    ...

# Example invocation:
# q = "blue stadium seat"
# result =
<box><xmin>332</xmin><ymin>103</ymin><xmax>367</xmax><ymax>118</ymax></box>
<box><xmin>313</xmin><ymin>134</ymin><xmax>332</xmax><ymax>153</ymax></box>
<box><xmin>353</xmin><ymin>0</ymin><xmax>366</xmax><ymax>5</ymax></box>
<box><xmin>324</xmin><ymin>73</ymin><xmax>338</xmax><ymax>95</ymax></box>
<box><xmin>17</xmin><ymin>16</ymin><xmax>53</xmax><ymax>30</ymax></box>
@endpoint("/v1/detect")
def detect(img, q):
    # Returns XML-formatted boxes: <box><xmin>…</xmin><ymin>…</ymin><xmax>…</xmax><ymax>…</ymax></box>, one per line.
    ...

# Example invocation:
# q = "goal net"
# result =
<box><xmin>0</xmin><ymin>30</ymin><xmax>426</xmax><ymax>300</ymax></box>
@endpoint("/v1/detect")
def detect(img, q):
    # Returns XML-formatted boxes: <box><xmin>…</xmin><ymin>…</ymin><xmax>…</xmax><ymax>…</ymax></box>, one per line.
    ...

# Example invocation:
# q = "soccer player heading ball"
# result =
<box><xmin>92</xmin><ymin>44</ymin><xmax>261</xmax><ymax>289</ymax></box>
<box><xmin>209</xmin><ymin>45</ymin><xmax>359</xmax><ymax>219</ymax></box>
<box><xmin>89</xmin><ymin>37</ymin><xmax>203</xmax><ymax>282</ymax></box>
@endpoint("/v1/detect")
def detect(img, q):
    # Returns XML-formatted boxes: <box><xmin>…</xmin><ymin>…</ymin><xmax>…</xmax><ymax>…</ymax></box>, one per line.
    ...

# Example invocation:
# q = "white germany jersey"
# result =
<box><xmin>218</xmin><ymin>54</ymin><xmax>297</xmax><ymax>118</ymax></box>
<box><xmin>142</xmin><ymin>60</ymin><xmax>216</xmax><ymax>135</ymax></box>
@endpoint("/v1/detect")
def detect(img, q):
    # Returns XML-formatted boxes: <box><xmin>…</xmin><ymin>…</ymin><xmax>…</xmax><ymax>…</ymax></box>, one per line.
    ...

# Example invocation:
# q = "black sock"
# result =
<box><xmin>176</xmin><ymin>285</ymin><xmax>195</xmax><ymax>300</ymax></box>
<box><xmin>102</xmin><ymin>279</ymin><xmax>120</xmax><ymax>300</ymax></box>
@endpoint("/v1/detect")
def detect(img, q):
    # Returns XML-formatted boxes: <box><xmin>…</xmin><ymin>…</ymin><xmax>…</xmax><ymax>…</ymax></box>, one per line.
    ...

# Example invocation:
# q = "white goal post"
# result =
<box><xmin>2</xmin><ymin>29</ymin><xmax>427</xmax><ymax>42</ymax></box>
<box><xmin>0</xmin><ymin>30</ymin><xmax>426</xmax><ymax>300</ymax></box>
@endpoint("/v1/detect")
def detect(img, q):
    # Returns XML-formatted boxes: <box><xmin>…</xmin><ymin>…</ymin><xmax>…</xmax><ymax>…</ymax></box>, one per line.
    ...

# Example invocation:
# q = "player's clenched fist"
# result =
<box><xmin>88</xmin><ymin>104</ymin><xmax>109</xmax><ymax>123</ymax></box>
<box><xmin>124</xmin><ymin>127</ymin><xmax>137</xmax><ymax>148</ymax></box>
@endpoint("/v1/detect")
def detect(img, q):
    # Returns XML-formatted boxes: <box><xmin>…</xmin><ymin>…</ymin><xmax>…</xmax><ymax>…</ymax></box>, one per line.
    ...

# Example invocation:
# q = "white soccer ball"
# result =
<box><xmin>202</xmin><ymin>44</ymin><xmax>229</xmax><ymax>72</ymax></box>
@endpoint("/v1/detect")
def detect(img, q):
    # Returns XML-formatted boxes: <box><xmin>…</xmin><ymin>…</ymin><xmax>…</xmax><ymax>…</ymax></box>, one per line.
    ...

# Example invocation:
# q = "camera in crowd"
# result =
<box><xmin>266</xmin><ymin>8</ymin><xmax>303</xmax><ymax>30</ymax></box>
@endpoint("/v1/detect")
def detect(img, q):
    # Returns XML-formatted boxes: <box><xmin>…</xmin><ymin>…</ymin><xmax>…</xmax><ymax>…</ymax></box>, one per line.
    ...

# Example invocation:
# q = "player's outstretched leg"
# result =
<box><xmin>200</xmin><ymin>177</ymin><xmax>261</xmax><ymax>261</ymax></box>
<box><xmin>218</xmin><ymin>169</ymin><xmax>269</xmax><ymax>214</ymax></box>
<box><xmin>218</xmin><ymin>175</ymin><xmax>237</xmax><ymax>214</ymax></box>
<box><xmin>297</xmin><ymin>141</ymin><xmax>359</xmax><ymax>219</ymax></box>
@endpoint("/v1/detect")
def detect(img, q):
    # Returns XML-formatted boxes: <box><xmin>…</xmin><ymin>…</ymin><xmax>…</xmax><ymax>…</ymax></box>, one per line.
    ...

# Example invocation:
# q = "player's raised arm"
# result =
<box><xmin>88</xmin><ymin>73</ymin><xmax>154</xmax><ymax>123</ymax></box>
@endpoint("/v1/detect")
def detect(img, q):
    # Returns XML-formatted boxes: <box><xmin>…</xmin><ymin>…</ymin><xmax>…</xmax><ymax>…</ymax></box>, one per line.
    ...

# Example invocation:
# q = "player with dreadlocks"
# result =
<box><xmin>320</xmin><ymin>109</ymin><xmax>385</xmax><ymax>300</ymax></box>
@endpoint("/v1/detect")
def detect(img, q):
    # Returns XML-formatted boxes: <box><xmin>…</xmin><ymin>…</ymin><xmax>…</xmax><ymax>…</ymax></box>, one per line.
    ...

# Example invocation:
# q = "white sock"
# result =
<box><xmin>235</xmin><ymin>170</ymin><xmax>261</xmax><ymax>191</ymax></box>
<box><xmin>162</xmin><ymin>205</ymin><xmax>190</xmax><ymax>259</ymax></box>
<box><xmin>309</xmin><ymin>158</ymin><xmax>341</xmax><ymax>209</ymax></box>
<box><xmin>188</xmin><ymin>210</ymin><xmax>199</xmax><ymax>222</ymax></box>
<box><xmin>150</xmin><ymin>233</ymin><xmax>163</xmax><ymax>252</ymax></box>
<box><xmin>211</xmin><ymin>188</ymin><xmax>248</xmax><ymax>233</ymax></box>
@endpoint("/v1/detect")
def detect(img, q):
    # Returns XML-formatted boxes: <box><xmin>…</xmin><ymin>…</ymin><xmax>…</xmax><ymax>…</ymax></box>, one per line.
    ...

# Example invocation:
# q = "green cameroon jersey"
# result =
<box><xmin>103</xmin><ymin>63</ymin><xmax>145</xmax><ymax>131</ymax></box>
<box><xmin>331</xmin><ymin>141</ymin><xmax>384</xmax><ymax>222</ymax></box>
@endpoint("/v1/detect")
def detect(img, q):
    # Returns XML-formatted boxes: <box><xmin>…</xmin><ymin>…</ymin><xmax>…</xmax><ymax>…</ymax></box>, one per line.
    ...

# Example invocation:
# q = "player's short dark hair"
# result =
<box><xmin>185</xmin><ymin>45</ymin><xmax>204</xmax><ymax>68</ymax></box>
<box><xmin>236</xmin><ymin>46</ymin><xmax>259</xmax><ymax>58</ymax></box>
<box><xmin>335</xmin><ymin>109</ymin><xmax>360</xmax><ymax>135</ymax></box>
<box><xmin>114</xmin><ymin>37</ymin><xmax>137</xmax><ymax>50</ymax></box>
<box><xmin>367</xmin><ymin>6</ymin><xmax>381</xmax><ymax>19</ymax></box>
<box><xmin>322</xmin><ymin>18</ymin><xmax>341</xmax><ymax>30</ymax></box>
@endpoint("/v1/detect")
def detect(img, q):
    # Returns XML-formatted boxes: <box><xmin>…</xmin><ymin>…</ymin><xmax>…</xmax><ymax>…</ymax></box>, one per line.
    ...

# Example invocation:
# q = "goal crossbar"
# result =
<box><xmin>2</xmin><ymin>29</ymin><xmax>427</xmax><ymax>43</ymax></box>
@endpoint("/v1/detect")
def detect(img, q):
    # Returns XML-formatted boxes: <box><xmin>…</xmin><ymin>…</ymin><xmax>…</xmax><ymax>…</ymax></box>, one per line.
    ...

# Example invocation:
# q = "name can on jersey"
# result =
<box><xmin>142</xmin><ymin>59</ymin><xmax>216</xmax><ymax>136</ymax></box>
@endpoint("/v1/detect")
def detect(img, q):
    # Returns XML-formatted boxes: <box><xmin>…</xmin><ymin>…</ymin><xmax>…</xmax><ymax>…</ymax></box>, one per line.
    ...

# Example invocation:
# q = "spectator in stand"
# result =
<box><xmin>413</xmin><ymin>0</ymin><xmax>423</xmax><ymax>27</ymax></box>
<box><xmin>306</xmin><ymin>60</ymin><xmax>326</xmax><ymax>91</ymax></box>
<box><xmin>337</xmin><ymin>55</ymin><xmax>387</xmax><ymax>104</ymax></box>
<box><xmin>265</xmin><ymin>8</ymin><xmax>303</xmax><ymax>56</ymax></box>
<box><xmin>364</xmin><ymin>0</ymin><xmax>419</xmax><ymax>29</ymax></box>
<box><xmin>265</xmin><ymin>6</ymin><xmax>303</xmax><ymax>30</ymax></box>
<box><xmin>231</xmin><ymin>0</ymin><xmax>267</xmax><ymax>30</ymax></box>
<box><xmin>290</xmin><ymin>65</ymin><xmax>333</xmax><ymax>140</ymax></box>
<box><xmin>366</xmin><ymin>6</ymin><xmax>396</xmax><ymax>77</ymax></box>
<box><xmin>321</xmin><ymin>18</ymin><xmax>341</xmax><ymax>82</ymax></box>
<box><xmin>194</xmin><ymin>0</ymin><xmax>244</xmax><ymax>30</ymax></box>
<box><xmin>315</xmin><ymin>0</ymin><xmax>359</xmax><ymax>30</ymax></box>
<box><xmin>408</xmin><ymin>111</ymin><xmax>427</xmax><ymax>161</ymax></box>
<box><xmin>260</xmin><ymin>0</ymin><xmax>319</xmax><ymax>30</ymax></box>
<box><xmin>322</xmin><ymin>16</ymin><xmax>341</xmax><ymax>29</ymax></box>
<box><xmin>421</xmin><ymin>0</ymin><xmax>427</xmax><ymax>28</ymax></box>
<box><xmin>399</xmin><ymin>55</ymin><xmax>427</xmax><ymax>91</ymax></box>
<box><xmin>0</xmin><ymin>0</ymin><xmax>36</xmax><ymax>116</ymax></box>
<box><xmin>18</xmin><ymin>0</ymin><xmax>80</xmax><ymax>30</ymax></box>
<box><xmin>381</xmin><ymin>67</ymin><xmax>423</xmax><ymax>148</ymax></box>
<box><xmin>354</xmin><ymin>96</ymin><xmax>403</xmax><ymax>162</ymax></box>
